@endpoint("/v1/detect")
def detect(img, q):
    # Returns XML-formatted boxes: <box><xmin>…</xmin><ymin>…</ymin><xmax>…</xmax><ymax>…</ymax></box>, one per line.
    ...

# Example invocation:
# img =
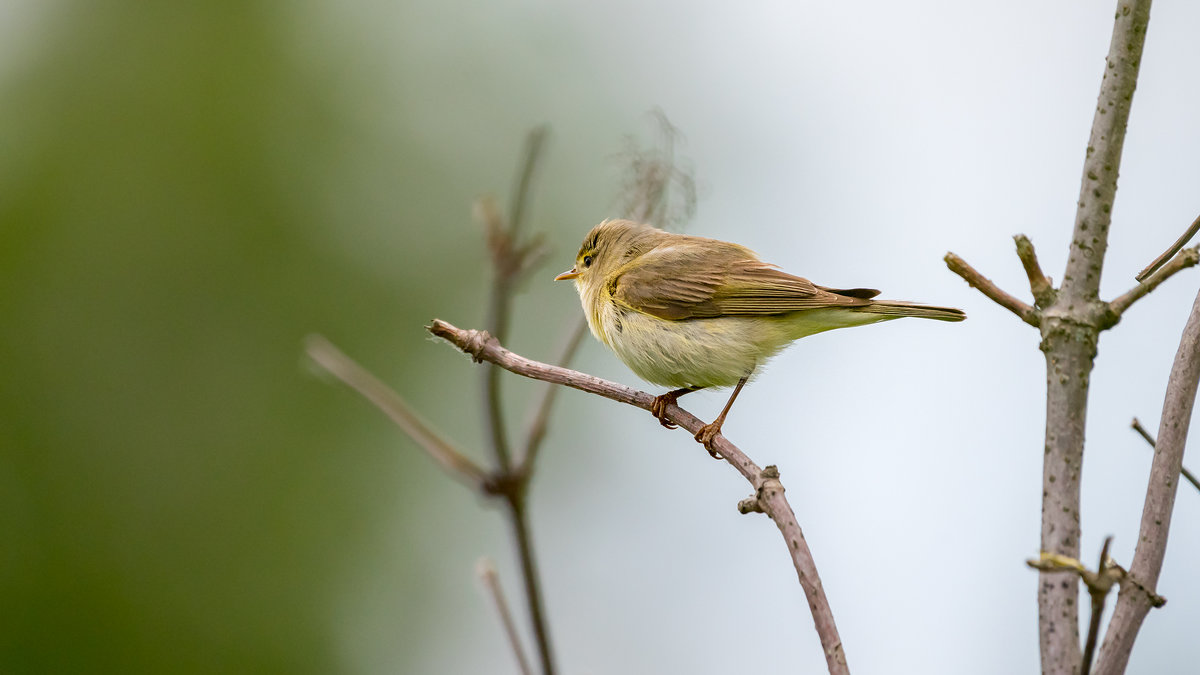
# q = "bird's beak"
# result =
<box><xmin>554</xmin><ymin>267</ymin><xmax>580</xmax><ymax>281</ymax></box>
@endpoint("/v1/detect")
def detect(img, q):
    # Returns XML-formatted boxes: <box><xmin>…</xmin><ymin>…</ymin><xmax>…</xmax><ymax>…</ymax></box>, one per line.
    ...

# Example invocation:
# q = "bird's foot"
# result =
<box><xmin>650</xmin><ymin>393</ymin><xmax>680</xmax><ymax>429</ymax></box>
<box><xmin>694</xmin><ymin>423</ymin><xmax>724</xmax><ymax>460</ymax></box>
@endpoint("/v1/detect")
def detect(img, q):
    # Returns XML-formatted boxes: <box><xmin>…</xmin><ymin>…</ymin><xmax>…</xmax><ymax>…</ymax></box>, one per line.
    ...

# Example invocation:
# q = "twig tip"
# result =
<box><xmin>475</xmin><ymin>556</ymin><xmax>498</xmax><ymax>581</ymax></box>
<box><xmin>303</xmin><ymin>332</ymin><xmax>332</xmax><ymax>354</ymax></box>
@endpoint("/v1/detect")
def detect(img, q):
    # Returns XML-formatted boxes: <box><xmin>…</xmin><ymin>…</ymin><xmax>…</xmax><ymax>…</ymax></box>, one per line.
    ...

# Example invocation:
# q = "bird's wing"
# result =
<box><xmin>607</xmin><ymin>242</ymin><xmax>878</xmax><ymax>320</ymax></box>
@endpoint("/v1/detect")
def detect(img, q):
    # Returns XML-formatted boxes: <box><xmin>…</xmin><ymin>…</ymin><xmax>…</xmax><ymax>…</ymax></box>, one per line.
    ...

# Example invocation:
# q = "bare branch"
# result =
<box><xmin>1130</xmin><ymin>416</ymin><xmax>1155</xmax><ymax>447</ymax></box>
<box><xmin>1095</xmin><ymin>285</ymin><xmax>1200</xmax><ymax>675</ymax></box>
<box><xmin>518</xmin><ymin>317</ymin><xmax>589</xmax><ymax>475</ymax></box>
<box><xmin>508</xmin><ymin>125</ymin><xmax>550</xmax><ymax>239</ymax></box>
<box><xmin>474</xmin><ymin>128</ymin><xmax>560</xmax><ymax>675</ymax></box>
<box><xmin>304</xmin><ymin>334</ymin><xmax>489</xmax><ymax>491</ymax></box>
<box><xmin>478</xmin><ymin>196</ymin><xmax>517</xmax><ymax>473</ymax></box>
<box><xmin>1108</xmin><ymin>245</ymin><xmax>1200</xmax><ymax>320</ymax></box>
<box><xmin>1035</xmin><ymin>5</ymin><xmax>1153</xmax><ymax>671</ymax></box>
<box><xmin>1060</xmin><ymin>0</ymin><xmax>1151</xmax><ymax>306</ymax></box>
<box><xmin>944</xmin><ymin>252</ymin><xmax>1040</xmax><ymax>326</ymax></box>
<box><xmin>477</xmin><ymin>558</ymin><xmax>534</xmax><ymax>675</ymax></box>
<box><xmin>1130</xmin><ymin>417</ymin><xmax>1200</xmax><ymax>494</ymax></box>
<box><xmin>428</xmin><ymin>318</ymin><xmax>850</xmax><ymax>675</ymax></box>
<box><xmin>479</xmin><ymin>128</ymin><xmax>553</xmax><ymax>474</ymax></box>
<box><xmin>1014</xmin><ymin>235</ymin><xmax>1056</xmax><ymax>308</ymax></box>
<box><xmin>1136</xmin><ymin>213</ymin><xmax>1200</xmax><ymax>281</ymax></box>
<box><xmin>501</xmin><ymin>498</ymin><xmax>555</xmax><ymax>675</ymax></box>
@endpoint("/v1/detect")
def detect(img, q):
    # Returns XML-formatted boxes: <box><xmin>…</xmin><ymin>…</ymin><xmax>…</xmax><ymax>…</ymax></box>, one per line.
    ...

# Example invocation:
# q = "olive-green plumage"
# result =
<box><xmin>555</xmin><ymin>219</ymin><xmax>964</xmax><ymax>448</ymax></box>
<box><xmin>557</xmin><ymin>219</ymin><xmax>964</xmax><ymax>389</ymax></box>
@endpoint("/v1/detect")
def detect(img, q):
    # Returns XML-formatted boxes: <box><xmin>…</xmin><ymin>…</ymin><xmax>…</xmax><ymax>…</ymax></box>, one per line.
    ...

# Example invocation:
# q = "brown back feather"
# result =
<box><xmin>607</xmin><ymin>240</ymin><xmax>875</xmax><ymax>320</ymax></box>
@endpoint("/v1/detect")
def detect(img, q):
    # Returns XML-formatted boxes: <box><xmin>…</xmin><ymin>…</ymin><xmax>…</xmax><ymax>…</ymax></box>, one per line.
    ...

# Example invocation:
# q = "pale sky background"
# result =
<box><xmin>4</xmin><ymin>1</ymin><xmax>1199</xmax><ymax>674</ymax></box>
<box><xmin>354</xmin><ymin>2</ymin><xmax>1199</xmax><ymax>674</ymax></box>
<box><xmin>372</xmin><ymin>1</ymin><xmax>1200</xmax><ymax>673</ymax></box>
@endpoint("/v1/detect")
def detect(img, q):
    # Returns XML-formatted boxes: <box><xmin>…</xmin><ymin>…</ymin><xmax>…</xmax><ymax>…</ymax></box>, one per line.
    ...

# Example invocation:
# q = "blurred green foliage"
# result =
<box><xmin>0</xmin><ymin>2</ymin><xmax>595</xmax><ymax>672</ymax></box>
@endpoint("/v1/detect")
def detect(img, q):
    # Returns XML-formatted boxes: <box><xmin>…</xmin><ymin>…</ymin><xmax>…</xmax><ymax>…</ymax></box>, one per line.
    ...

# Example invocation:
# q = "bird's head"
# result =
<box><xmin>554</xmin><ymin>219</ymin><xmax>663</xmax><ymax>295</ymax></box>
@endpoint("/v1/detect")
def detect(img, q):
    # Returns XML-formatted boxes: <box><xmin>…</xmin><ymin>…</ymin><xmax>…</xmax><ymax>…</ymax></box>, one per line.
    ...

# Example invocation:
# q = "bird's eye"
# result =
<box><xmin>583</xmin><ymin>254</ymin><xmax>594</xmax><ymax>268</ymax></box>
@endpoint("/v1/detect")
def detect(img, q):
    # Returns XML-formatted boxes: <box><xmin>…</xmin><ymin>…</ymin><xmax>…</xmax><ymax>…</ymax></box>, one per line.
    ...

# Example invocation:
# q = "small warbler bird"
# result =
<box><xmin>555</xmin><ymin>219</ymin><xmax>965</xmax><ymax>455</ymax></box>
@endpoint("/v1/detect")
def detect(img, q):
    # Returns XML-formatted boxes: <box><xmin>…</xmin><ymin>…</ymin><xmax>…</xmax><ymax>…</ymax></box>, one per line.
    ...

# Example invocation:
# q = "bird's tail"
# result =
<box><xmin>858</xmin><ymin>300</ymin><xmax>966</xmax><ymax>322</ymax></box>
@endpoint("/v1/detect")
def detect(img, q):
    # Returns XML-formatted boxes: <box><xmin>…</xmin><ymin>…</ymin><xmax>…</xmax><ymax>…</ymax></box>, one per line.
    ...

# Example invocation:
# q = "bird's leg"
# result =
<box><xmin>695</xmin><ymin>376</ymin><xmax>749</xmax><ymax>458</ymax></box>
<box><xmin>650</xmin><ymin>386</ymin><xmax>702</xmax><ymax>429</ymax></box>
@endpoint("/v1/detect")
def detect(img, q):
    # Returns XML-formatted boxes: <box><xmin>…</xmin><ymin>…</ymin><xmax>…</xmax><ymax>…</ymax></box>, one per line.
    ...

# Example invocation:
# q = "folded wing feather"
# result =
<box><xmin>607</xmin><ymin>242</ymin><xmax>878</xmax><ymax>321</ymax></box>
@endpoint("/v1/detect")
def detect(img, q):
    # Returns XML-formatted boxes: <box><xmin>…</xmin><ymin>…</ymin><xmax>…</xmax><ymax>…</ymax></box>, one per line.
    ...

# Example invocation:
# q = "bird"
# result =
<box><xmin>555</xmin><ymin>219</ymin><xmax>965</xmax><ymax>457</ymax></box>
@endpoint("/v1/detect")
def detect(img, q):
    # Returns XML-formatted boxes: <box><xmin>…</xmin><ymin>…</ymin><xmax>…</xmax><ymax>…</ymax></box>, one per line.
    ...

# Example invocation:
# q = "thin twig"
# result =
<box><xmin>1130</xmin><ymin>417</ymin><xmax>1200</xmax><ymax>493</ymax></box>
<box><xmin>1024</xmin><ymin>540</ymin><xmax>1131</xmax><ymax>675</ymax></box>
<box><xmin>1014</xmin><ymin>234</ymin><xmax>1056</xmax><ymax>308</ymax></box>
<box><xmin>428</xmin><ymin>318</ymin><xmax>850</xmax><ymax>675</ymax></box>
<box><xmin>480</xmin><ymin>198</ymin><xmax>516</xmax><ymax>473</ymax></box>
<box><xmin>477</xmin><ymin>558</ymin><xmax>534</xmax><ymax>675</ymax></box>
<box><xmin>1130</xmin><ymin>417</ymin><xmax>1156</xmax><ymax>447</ymax></box>
<box><xmin>1095</xmin><ymin>285</ymin><xmax>1200</xmax><ymax>675</ymax></box>
<box><xmin>478</xmin><ymin>128</ymin><xmax>559</xmax><ymax>675</ymax></box>
<box><xmin>1108</xmin><ymin>245</ymin><xmax>1200</xmax><ymax>320</ymax></box>
<box><xmin>1136</xmin><ymin>213</ymin><xmax>1200</xmax><ymax>281</ymax></box>
<box><xmin>482</xmin><ymin>129</ymin><xmax>551</xmax><ymax>472</ymax></box>
<box><xmin>504</xmin><ymin>499</ymin><xmax>554</xmax><ymax>675</ymax></box>
<box><xmin>944</xmin><ymin>252</ymin><xmax>1040</xmax><ymax>327</ymax></box>
<box><xmin>1081</xmin><ymin>537</ymin><xmax>1115</xmax><ymax>675</ymax></box>
<box><xmin>304</xmin><ymin>335</ymin><xmax>489</xmax><ymax>491</ymax></box>
<box><xmin>508</xmin><ymin>126</ymin><xmax>550</xmax><ymax>240</ymax></box>
<box><xmin>518</xmin><ymin>317</ymin><xmax>589</xmax><ymax>475</ymax></box>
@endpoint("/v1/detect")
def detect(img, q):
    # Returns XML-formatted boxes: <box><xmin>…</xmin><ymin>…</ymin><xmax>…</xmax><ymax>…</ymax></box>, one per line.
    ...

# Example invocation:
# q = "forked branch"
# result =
<box><xmin>1136</xmin><ymin>213</ymin><xmax>1200</xmax><ymax>281</ymax></box>
<box><xmin>428</xmin><ymin>318</ymin><xmax>850</xmax><ymax>675</ymax></box>
<box><xmin>947</xmin><ymin>4</ymin><xmax>1158</xmax><ymax>674</ymax></box>
<box><xmin>943</xmin><ymin>252</ymin><xmax>1039</xmax><ymax>326</ymax></box>
<box><xmin>1108</xmin><ymin>246</ymin><xmax>1200</xmax><ymax>322</ymax></box>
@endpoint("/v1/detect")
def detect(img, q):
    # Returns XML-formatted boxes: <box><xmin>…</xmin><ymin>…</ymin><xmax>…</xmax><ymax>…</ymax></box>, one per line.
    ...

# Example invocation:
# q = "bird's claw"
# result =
<box><xmin>695</xmin><ymin>424</ymin><xmax>724</xmax><ymax>460</ymax></box>
<box><xmin>650</xmin><ymin>394</ymin><xmax>678</xmax><ymax>429</ymax></box>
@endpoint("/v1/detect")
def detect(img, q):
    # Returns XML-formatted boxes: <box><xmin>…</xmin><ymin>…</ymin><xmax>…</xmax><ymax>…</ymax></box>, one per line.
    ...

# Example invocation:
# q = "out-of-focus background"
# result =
<box><xmin>2</xmin><ymin>1</ymin><xmax>1198</xmax><ymax>673</ymax></box>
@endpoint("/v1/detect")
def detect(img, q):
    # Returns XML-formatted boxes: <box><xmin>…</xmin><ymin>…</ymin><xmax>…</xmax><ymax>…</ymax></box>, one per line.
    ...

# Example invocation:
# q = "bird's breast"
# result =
<box><xmin>596</xmin><ymin>300</ymin><xmax>766</xmax><ymax>389</ymax></box>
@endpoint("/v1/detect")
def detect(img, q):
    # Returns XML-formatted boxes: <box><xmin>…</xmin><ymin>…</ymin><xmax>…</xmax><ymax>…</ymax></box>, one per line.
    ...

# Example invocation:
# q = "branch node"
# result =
<box><xmin>1025</xmin><ymin>548</ymin><xmax>1164</xmax><ymax>607</ymax></box>
<box><xmin>737</xmin><ymin>496</ymin><xmax>765</xmax><ymax>514</ymax></box>
<box><xmin>429</xmin><ymin>320</ymin><xmax>498</xmax><ymax>364</ymax></box>
<box><xmin>465</xmin><ymin>329</ymin><xmax>497</xmax><ymax>363</ymax></box>
<box><xmin>1108</xmin><ymin>245</ymin><xmax>1200</xmax><ymax>321</ymax></box>
<box><xmin>483</xmin><ymin>470</ymin><xmax>522</xmax><ymax>500</ymax></box>
<box><xmin>1132</xmin><ymin>579</ymin><xmax>1168</xmax><ymax>609</ymax></box>
<box><xmin>739</xmin><ymin>465</ymin><xmax>785</xmax><ymax>514</ymax></box>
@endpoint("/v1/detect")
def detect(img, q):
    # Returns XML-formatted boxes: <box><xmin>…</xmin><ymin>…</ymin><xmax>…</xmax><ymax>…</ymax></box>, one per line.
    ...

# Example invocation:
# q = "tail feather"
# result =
<box><xmin>857</xmin><ymin>300</ymin><xmax>966</xmax><ymax>322</ymax></box>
